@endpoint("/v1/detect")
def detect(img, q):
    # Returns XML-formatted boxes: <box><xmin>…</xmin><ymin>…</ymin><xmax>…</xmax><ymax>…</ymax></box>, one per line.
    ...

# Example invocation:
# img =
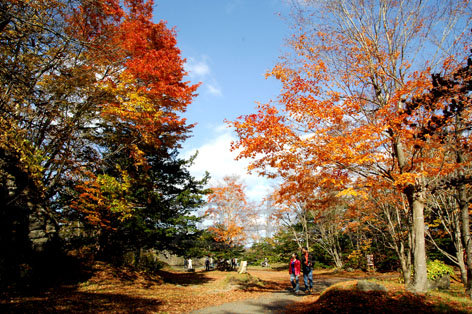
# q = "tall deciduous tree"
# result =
<box><xmin>405</xmin><ymin>56</ymin><xmax>472</xmax><ymax>295</ymax></box>
<box><xmin>206</xmin><ymin>176</ymin><xmax>257</xmax><ymax>246</ymax></box>
<box><xmin>229</xmin><ymin>0</ymin><xmax>470</xmax><ymax>292</ymax></box>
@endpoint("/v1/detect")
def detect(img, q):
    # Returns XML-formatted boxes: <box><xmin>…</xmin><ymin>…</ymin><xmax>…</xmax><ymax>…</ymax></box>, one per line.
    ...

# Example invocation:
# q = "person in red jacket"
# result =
<box><xmin>289</xmin><ymin>253</ymin><xmax>302</xmax><ymax>294</ymax></box>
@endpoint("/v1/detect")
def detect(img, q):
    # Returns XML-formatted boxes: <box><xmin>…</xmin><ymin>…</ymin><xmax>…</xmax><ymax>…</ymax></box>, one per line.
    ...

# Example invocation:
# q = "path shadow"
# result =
<box><xmin>191</xmin><ymin>290</ymin><xmax>303</xmax><ymax>314</ymax></box>
<box><xmin>237</xmin><ymin>279</ymin><xmax>284</xmax><ymax>292</ymax></box>
<box><xmin>0</xmin><ymin>286</ymin><xmax>164</xmax><ymax>313</ymax></box>
<box><xmin>250</xmin><ymin>277</ymin><xmax>353</xmax><ymax>295</ymax></box>
<box><xmin>251</xmin><ymin>292</ymin><xmax>302</xmax><ymax>313</ymax></box>
<box><xmin>156</xmin><ymin>269</ymin><xmax>214</xmax><ymax>286</ymax></box>
<box><xmin>236</xmin><ymin>276</ymin><xmax>353</xmax><ymax>295</ymax></box>
<box><xmin>269</xmin><ymin>265</ymin><xmax>287</xmax><ymax>271</ymax></box>
<box><xmin>312</xmin><ymin>278</ymin><xmax>354</xmax><ymax>294</ymax></box>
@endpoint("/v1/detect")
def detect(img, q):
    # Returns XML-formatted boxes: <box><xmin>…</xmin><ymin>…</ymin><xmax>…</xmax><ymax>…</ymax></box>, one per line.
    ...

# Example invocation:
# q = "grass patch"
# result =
<box><xmin>223</xmin><ymin>273</ymin><xmax>265</xmax><ymax>290</ymax></box>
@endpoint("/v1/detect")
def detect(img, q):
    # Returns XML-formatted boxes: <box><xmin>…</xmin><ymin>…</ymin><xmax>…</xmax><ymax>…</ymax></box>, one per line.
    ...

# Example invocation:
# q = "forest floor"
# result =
<box><xmin>1</xmin><ymin>262</ymin><xmax>472</xmax><ymax>313</ymax></box>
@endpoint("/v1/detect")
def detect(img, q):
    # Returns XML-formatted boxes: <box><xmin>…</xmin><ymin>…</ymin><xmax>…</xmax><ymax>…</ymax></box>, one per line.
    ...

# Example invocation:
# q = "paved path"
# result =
<box><xmin>191</xmin><ymin>278</ymin><xmax>352</xmax><ymax>314</ymax></box>
<box><xmin>190</xmin><ymin>290</ymin><xmax>301</xmax><ymax>314</ymax></box>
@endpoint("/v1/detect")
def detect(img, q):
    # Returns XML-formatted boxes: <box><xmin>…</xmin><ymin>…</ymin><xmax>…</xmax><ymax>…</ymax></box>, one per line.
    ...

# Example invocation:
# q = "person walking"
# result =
<box><xmin>289</xmin><ymin>253</ymin><xmax>302</xmax><ymax>294</ymax></box>
<box><xmin>301</xmin><ymin>247</ymin><xmax>313</xmax><ymax>293</ymax></box>
<box><xmin>205</xmin><ymin>256</ymin><xmax>210</xmax><ymax>271</ymax></box>
<box><xmin>187</xmin><ymin>258</ymin><xmax>193</xmax><ymax>271</ymax></box>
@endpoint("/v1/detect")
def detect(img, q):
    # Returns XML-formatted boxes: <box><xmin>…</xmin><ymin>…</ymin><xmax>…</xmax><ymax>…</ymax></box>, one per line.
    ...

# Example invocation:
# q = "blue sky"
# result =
<box><xmin>154</xmin><ymin>0</ymin><xmax>292</xmax><ymax>201</ymax></box>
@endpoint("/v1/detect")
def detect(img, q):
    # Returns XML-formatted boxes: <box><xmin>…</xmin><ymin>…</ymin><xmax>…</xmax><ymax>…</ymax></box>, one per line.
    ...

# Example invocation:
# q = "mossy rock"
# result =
<box><xmin>357</xmin><ymin>280</ymin><xmax>387</xmax><ymax>292</ymax></box>
<box><xmin>428</xmin><ymin>274</ymin><xmax>450</xmax><ymax>290</ymax></box>
<box><xmin>224</xmin><ymin>273</ymin><xmax>264</xmax><ymax>289</ymax></box>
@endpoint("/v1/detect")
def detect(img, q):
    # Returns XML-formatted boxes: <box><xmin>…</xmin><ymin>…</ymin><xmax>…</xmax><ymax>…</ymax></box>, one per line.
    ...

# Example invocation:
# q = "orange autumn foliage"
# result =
<box><xmin>229</xmin><ymin>0</ymin><xmax>470</xmax><ymax>214</ymax></box>
<box><xmin>64</xmin><ymin>0</ymin><xmax>198</xmax><ymax>161</ymax></box>
<box><xmin>206</xmin><ymin>176</ymin><xmax>256</xmax><ymax>246</ymax></box>
<box><xmin>70</xmin><ymin>169</ymin><xmax>134</xmax><ymax>230</ymax></box>
<box><xmin>61</xmin><ymin>0</ymin><xmax>199</xmax><ymax>227</ymax></box>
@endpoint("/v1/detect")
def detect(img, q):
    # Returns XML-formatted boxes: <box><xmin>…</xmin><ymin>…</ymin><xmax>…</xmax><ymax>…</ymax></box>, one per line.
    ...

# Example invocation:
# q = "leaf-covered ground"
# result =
<box><xmin>1</xmin><ymin>262</ymin><xmax>472</xmax><ymax>313</ymax></box>
<box><xmin>287</xmin><ymin>279</ymin><xmax>472</xmax><ymax>313</ymax></box>
<box><xmin>1</xmin><ymin>262</ymin><xmax>290</xmax><ymax>313</ymax></box>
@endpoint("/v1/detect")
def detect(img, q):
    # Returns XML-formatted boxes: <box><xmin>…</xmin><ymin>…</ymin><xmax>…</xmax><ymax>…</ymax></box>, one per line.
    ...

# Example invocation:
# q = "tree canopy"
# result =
<box><xmin>0</xmin><ymin>0</ymin><xmax>207</xmax><ymax>288</ymax></box>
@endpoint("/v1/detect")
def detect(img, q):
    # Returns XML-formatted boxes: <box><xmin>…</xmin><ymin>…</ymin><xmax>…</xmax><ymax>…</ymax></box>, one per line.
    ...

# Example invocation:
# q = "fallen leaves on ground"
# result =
<box><xmin>2</xmin><ymin>264</ymin><xmax>471</xmax><ymax>313</ymax></box>
<box><xmin>1</xmin><ymin>262</ymin><xmax>294</xmax><ymax>313</ymax></box>
<box><xmin>286</xmin><ymin>278</ymin><xmax>472</xmax><ymax>313</ymax></box>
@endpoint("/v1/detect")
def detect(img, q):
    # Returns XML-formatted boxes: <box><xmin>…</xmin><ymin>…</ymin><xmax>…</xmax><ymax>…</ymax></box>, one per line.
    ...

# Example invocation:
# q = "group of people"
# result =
<box><xmin>204</xmin><ymin>256</ymin><xmax>239</xmax><ymax>271</ymax></box>
<box><xmin>289</xmin><ymin>247</ymin><xmax>313</xmax><ymax>294</ymax></box>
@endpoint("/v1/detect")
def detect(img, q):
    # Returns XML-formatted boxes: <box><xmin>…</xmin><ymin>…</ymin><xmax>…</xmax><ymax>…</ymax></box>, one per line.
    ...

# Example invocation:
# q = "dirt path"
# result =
<box><xmin>191</xmin><ymin>277</ymin><xmax>352</xmax><ymax>314</ymax></box>
<box><xmin>191</xmin><ymin>290</ymin><xmax>300</xmax><ymax>314</ymax></box>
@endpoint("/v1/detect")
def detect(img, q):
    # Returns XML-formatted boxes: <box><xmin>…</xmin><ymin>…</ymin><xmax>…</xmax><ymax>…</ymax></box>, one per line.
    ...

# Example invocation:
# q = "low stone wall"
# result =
<box><xmin>157</xmin><ymin>251</ymin><xmax>184</xmax><ymax>266</ymax></box>
<box><xmin>156</xmin><ymin>251</ymin><xmax>206</xmax><ymax>267</ymax></box>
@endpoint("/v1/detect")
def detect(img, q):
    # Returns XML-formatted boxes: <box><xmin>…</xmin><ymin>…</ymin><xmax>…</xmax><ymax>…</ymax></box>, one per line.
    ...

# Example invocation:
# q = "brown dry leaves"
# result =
<box><xmin>3</xmin><ymin>265</ymin><xmax>471</xmax><ymax>313</ymax></box>
<box><xmin>2</xmin><ymin>263</ymin><xmax>292</xmax><ymax>313</ymax></box>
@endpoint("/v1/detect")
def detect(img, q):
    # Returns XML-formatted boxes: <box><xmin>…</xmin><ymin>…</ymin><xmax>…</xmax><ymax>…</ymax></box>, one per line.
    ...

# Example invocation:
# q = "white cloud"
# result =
<box><xmin>207</xmin><ymin>83</ymin><xmax>222</xmax><ymax>96</ymax></box>
<box><xmin>185</xmin><ymin>58</ymin><xmax>210</xmax><ymax>78</ymax></box>
<box><xmin>183</xmin><ymin>126</ymin><xmax>273</xmax><ymax>202</ymax></box>
<box><xmin>185</xmin><ymin>56</ymin><xmax>223</xmax><ymax>97</ymax></box>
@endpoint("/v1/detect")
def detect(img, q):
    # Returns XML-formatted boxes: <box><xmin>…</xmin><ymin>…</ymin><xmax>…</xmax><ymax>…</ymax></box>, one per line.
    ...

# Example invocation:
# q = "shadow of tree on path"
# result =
<box><xmin>237</xmin><ymin>278</ymin><xmax>285</xmax><ymax>292</ymax></box>
<box><xmin>156</xmin><ymin>269</ymin><xmax>214</xmax><ymax>286</ymax></box>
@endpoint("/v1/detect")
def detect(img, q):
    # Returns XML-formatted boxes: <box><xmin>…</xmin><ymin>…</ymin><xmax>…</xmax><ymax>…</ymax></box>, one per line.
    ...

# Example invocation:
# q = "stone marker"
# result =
<box><xmin>239</xmin><ymin>261</ymin><xmax>247</xmax><ymax>274</ymax></box>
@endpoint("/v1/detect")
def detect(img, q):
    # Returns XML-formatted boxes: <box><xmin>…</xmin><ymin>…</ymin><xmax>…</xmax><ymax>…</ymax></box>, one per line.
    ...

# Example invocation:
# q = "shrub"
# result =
<box><xmin>427</xmin><ymin>260</ymin><xmax>454</xmax><ymax>281</ymax></box>
<box><xmin>313</xmin><ymin>261</ymin><xmax>330</xmax><ymax>269</ymax></box>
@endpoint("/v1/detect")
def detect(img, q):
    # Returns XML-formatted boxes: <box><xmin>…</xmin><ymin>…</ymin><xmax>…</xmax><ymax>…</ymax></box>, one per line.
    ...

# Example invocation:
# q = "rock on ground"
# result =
<box><xmin>357</xmin><ymin>280</ymin><xmax>387</xmax><ymax>292</ymax></box>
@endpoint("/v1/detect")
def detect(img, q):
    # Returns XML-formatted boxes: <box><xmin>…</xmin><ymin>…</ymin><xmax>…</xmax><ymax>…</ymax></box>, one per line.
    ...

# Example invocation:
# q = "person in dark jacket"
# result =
<box><xmin>289</xmin><ymin>253</ymin><xmax>302</xmax><ymax>294</ymax></box>
<box><xmin>301</xmin><ymin>247</ymin><xmax>313</xmax><ymax>293</ymax></box>
<box><xmin>205</xmin><ymin>256</ymin><xmax>210</xmax><ymax>271</ymax></box>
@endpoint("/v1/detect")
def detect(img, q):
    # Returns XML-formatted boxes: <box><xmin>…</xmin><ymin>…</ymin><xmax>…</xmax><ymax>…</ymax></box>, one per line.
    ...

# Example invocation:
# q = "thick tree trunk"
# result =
<box><xmin>452</xmin><ymin>210</ymin><xmax>468</xmax><ymax>285</ymax></box>
<box><xmin>393</xmin><ymin>135</ymin><xmax>428</xmax><ymax>292</ymax></box>
<box><xmin>456</xmin><ymin>243</ymin><xmax>468</xmax><ymax>286</ymax></box>
<box><xmin>407</xmin><ymin>189</ymin><xmax>428</xmax><ymax>293</ymax></box>
<box><xmin>459</xmin><ymin>183</ymin><xmax>472</xmax><ymax>298</ymax></box>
